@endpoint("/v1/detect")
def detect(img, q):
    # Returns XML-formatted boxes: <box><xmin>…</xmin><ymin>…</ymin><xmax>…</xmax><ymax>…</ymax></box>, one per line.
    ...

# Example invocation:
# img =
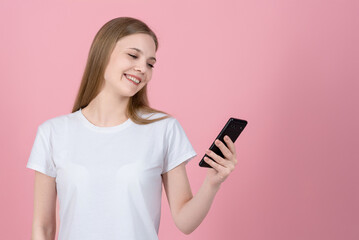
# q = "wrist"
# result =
<box><xmin>204</xmin><ymin>177</ymin><xmax>221</xmax><ymax>192</ymax></box>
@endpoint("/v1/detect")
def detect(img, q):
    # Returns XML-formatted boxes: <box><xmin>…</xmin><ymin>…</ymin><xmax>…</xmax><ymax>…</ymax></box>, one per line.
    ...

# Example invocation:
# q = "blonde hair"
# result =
<box><xmin>71</xmin><ymin>17</ymin><xmax>171</xmax><ymax>124</ymax></box>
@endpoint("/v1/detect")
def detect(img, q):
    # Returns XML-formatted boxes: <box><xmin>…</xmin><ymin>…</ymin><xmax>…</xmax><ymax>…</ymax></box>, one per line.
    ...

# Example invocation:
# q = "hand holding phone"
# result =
<box><xmin>199</xmin><ymin>117</ymin><xmax>248</xmax><ymax>168</ymax></box>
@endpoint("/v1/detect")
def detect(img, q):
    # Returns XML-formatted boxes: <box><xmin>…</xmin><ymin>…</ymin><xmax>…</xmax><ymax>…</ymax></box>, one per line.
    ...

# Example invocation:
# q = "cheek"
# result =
<box><xmin>103</xmin><ymin>67</ymin><xmax>110</xmax><ymax>81</ymax></box>
<box><xmin>104</xmin><ymin>62</ymin><xmax>116</xmax><ymax>80</ymax></box>
<box><xmin>119</xmin><ymin>57</ymin><xmax>132</xmax><ymax>69</ymax></box>
<box><xmin>146</xmin><ymin>72</ymin><xmax>153</xmax><ymax>81</ymax></box>
<box><xmin>104</xmin><ymin>62</ymin><xmax>126</xmax><ymax>81</ymax></box>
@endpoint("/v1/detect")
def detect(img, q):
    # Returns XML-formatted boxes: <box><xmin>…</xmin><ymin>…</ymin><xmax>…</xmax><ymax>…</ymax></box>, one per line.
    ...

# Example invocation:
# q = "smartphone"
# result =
<box><xmin>199</xmin><ymin>117</ymin><xmax>248</xmax><ymax>168</ymax></box>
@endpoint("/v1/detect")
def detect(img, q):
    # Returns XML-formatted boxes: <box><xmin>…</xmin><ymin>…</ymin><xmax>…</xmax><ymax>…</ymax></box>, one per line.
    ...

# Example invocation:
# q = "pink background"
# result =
<box><xmin>1</xmin><ymin>0</ymin><xmax>358</xmax><ymax>239</ymax></box>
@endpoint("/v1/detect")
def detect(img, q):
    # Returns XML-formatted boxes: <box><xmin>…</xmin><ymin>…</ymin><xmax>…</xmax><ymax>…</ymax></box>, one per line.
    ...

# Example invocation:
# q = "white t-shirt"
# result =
<box><xmin>26</xmin><ymin>108</ymin><xmax>197</xmax><ymax>240</ymax></box>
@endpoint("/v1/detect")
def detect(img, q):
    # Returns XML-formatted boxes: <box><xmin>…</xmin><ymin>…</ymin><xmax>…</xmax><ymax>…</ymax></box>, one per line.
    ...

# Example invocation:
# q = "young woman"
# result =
<box><xmin>27</xmin><ymin>16</ymin><xmax>238</xmax><ymax>240</ymax></box>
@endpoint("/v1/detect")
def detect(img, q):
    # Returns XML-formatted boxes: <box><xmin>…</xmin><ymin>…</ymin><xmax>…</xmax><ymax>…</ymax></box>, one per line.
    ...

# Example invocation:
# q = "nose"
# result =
<box><xmin>134</xmin><ymin>60</ymin><xmax>147</xmax><ymax>73</ymax></box>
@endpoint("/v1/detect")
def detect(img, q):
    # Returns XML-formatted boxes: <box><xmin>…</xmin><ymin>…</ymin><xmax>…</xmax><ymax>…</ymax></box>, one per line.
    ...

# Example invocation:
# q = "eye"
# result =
<box><xmin>128</xmin><ymin>54</ymin><xmax>137</xmax><ymax>59</ymax></box>
<box><xmin>128</xmin><ymin>54</ymin><xmax>154</xmax><ymax>69</ymax></box>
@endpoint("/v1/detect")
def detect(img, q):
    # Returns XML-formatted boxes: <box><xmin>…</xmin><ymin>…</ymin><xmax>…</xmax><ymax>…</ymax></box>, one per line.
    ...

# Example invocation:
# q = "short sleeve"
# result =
<box><xmin>26</xmin><ymin>125</ymin><xmax>57</xmax><ymax>178</ymax></box>
<box><xmin>162</xmin><ymin>118</ymin><xmax>197</xmax><ymax>174</ymax></box>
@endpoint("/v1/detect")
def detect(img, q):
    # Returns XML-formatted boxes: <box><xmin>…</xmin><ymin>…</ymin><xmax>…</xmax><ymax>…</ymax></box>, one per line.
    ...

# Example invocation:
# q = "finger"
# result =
<box><xmin>204</xmin><ymin>156</ymin><xmax>226</xmax><ymax>172</ymax></box>
<box><xmin>206</xmin><ymin>149</ymin><xmax>225</xmax><ymax>165</ymax></box>
<box><xmin>205</xmin><ymin>149</ymin><xmax>231</xmax><ymax>168</ymax></box>
<box><xmin>223</xmin><ymin>135</ymin><xmax>237</xmax><ymax>157</ymax></box>
<box><xmin>214</xmin><ymin>138</ymin><xmax>233</xmax><ymax>160</ymax></box>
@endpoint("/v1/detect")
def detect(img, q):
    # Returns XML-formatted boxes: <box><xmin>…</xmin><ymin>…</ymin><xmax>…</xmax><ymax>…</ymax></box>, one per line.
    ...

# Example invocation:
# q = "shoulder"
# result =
<box><xmin>139</xmin><ymin>111</ymin><xmax>167</xmax><ymax>119</ymax></box>
<box><xmin>136</xmin><ymin>111</ymin><xmax>181</xmax><ymax>133</ymax></box>
<box><xmin>138</xmin><ymin>111</ymin><xmax>175</xmax><ymax>123</ymax></box>
<box><xmin>38</xmin><ymin>111</ymin><xmax>78</xmax><ymax>133</ymax></box>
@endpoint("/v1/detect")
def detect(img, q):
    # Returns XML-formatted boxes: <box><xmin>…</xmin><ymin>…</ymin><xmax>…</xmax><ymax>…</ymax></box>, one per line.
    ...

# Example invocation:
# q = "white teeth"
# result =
<box><xmin>125</xmin><ymin>74</ymin><xmax>140</xmax><ymax>83</ymax></box>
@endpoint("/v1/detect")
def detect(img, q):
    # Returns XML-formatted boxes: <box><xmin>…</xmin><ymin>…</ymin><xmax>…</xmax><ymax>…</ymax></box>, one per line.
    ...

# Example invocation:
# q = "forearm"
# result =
<box><xmin>32</xmin><ymin>226</ymin><xmax>56</xmax><ymax>240</ymax></box>
<box><xmin>176</xmin><ymin>177</ymin><xmax>221</xmax><ymax>235</ymax></box>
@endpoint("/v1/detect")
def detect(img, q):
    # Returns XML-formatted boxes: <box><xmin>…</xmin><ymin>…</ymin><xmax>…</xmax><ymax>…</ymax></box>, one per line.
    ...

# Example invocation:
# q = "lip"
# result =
<box><xmin>124</xmin><ymin>73</ymin><xmax>142</xmax><ymax>83</ymax></box>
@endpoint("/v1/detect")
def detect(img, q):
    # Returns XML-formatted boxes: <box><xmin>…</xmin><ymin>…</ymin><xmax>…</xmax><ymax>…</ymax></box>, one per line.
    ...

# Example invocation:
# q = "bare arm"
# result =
<box><xmin>30</xmin><ymin>171</ymin><xmax>57</xmax><ymax>240</ymax></box>
<box><xmin>175</xmin><ymin>176</ymin><xmax>220</xmax><ymax>234</ymax></box>
<box><xmin>176</xmin><ymin>135</ymin><xmax>238</xmax><ymax>234</ymax></box>
<box><xmin>162</xmin><ymin>162</ymin><xmax>221</xmax><ymax>235</ymax></box>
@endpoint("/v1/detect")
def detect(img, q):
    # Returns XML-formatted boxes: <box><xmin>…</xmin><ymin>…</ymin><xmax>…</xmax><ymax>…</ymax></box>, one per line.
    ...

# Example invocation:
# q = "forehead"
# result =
<box><xmin>115</xmin><ymin>33</ymin><xmax>156</xmax><ymax>55</ymax></box>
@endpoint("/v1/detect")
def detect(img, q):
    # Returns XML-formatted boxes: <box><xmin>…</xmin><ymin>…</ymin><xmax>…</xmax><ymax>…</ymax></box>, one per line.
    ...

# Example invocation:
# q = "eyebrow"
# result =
<box><xmin>128</xmin><ymin>48</ymin><xmax>156</xmax><ymax>62</ymax></box>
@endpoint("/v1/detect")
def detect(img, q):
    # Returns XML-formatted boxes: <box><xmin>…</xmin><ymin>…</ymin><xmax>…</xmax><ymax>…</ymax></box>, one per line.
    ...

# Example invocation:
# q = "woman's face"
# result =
<box><xmin>103</xmin><ymin>33</ymin><xmax>157</xmax><ymax>97</ymax></box>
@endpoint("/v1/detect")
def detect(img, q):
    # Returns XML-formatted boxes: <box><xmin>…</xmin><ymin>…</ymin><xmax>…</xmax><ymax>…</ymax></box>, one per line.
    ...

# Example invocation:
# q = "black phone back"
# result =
<box><xmin>199</xmin><ymin>117</ymin><xmax>248</xmax><ymax>168</ymax></box>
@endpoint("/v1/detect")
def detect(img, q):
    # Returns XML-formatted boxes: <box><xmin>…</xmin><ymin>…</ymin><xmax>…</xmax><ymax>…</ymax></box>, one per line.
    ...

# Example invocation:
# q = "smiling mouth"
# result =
<box><xmin>124</xmin><ymin>74</ymin><xmax>140</xmax><ymax>85</ymax></box>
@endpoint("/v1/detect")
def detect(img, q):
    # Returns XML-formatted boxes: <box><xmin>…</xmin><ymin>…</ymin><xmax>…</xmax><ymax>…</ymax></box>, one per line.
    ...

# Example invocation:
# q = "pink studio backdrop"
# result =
<box><xmin>1</xmin><ymin>0</ymin><xmax>358</xmax><ymax>239</ymax></box>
